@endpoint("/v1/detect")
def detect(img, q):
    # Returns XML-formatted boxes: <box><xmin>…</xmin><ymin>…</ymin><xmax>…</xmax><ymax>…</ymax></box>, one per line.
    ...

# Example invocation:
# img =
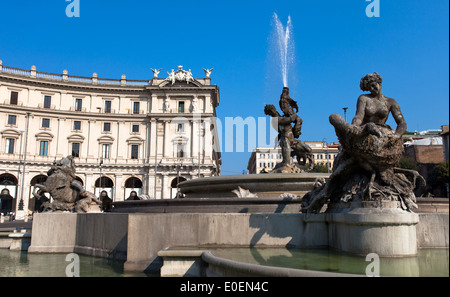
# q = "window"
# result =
<box><xmin>42</xmin><ymin>118</ymin><xmax>50</xmax><ymax>128</ymax></box>
<box><xmin>133</xmin><ymin>102</ymin><xmax>140</xmax><ymax>114</ymax></box>
<box><xmin>177</xmin><ymin>123</ymin><xmax>184</xmax><ymax>132</ymax></box>
<box><xmin>10</xmin><ymin>92</ymin><xmax>18</xmax><ymax>105</ymax></box>
<box><xmin>131</xmin><ymin>145</ymin><xmax>139</xmax><ymax>159</ymax></box>
<box><xmin>7</xmin><ymin>115</ymin><xmax>16</xmax><ymax>125</ymax></box>
<box><xmin>260</xmin><ymin>154</ymin><xmax>265</xmax><ymax>159</ymax></box>
<box><xmin>72</xmin><ymin>143</ymin><xmax>80</xmax><ymax>157</ymax></box>
<box><xmin>132</xmin><ymin>124</ymin><xmax>139</xmax><ymax>133</ymax></box>
<box><xmin>102</xmin><ymin>144</ymin><xmax>110</xmax><ymax>159</ymax></box>
<box><xmin>103</xmin><ymin>122</ymin><xmax>111</xmax><ymax>132</ymax></box>
<box><xmin>44</xmin><ymin>96</ymin><xmax>51</xmax><ymax>108</ymax></box>
<box><xmin>39</xmin><ymin>141</ymin><xmax>48</xmax><ymax>156</ymax></box>
<box><xmin>178</xmin><ymin>101</ymin><xmax>185</xmax><ymax>113</ymax></box>
<box><xmin>105</xmin><ymin>100</ymin><xmax>112</xmax><ymax>113</ymax></box>
<box><xmin>75</xmin><ymin>99</ymin><xmax>83</xmax><ymax>111</ymax></box>
<box><xmin>73</xmin><ymin>121</ymin><xmax>81</xmax><ymax>131</ymax></box>
<box><xmin>5</xmin><ymin>138</ymin><xmax>15</xmax><ymax>154</ymax></box>
<box><xmin>177</xmin><ymin>144</ymin><xmax>184</xmax><ymax>158</ymax></box>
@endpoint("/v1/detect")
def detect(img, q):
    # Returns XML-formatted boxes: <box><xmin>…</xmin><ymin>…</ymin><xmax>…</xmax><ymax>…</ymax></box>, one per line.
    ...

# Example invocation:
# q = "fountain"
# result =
<box><xmin>26</xmin><ymin>13</ymin><xmax>448</xmax><ymax>277</ymax></box>
<box><xmin>273</xmin><ymin>13</ymin><xmax>295</xmax><ymax>88</ymax></box>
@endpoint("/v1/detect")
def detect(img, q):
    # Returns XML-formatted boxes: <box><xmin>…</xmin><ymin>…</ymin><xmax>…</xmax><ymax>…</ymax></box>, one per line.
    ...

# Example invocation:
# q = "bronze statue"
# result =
<box><xmin>33</xmin><ymin>155</ymin><xmax>101</xmax><ymax>212</ymax></box>
<box><xmin>302</xmin><ymin>73</ymin><xmax>425</xmax><ymax>213</ymax></box>
<box><xmin>264</xmin><ymin>87</ymin><xmax>313</xmax><ymax>173</ymax></box>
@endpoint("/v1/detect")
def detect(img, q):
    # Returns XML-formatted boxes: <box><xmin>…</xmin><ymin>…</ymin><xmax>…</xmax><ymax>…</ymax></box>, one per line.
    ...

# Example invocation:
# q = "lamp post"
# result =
<box><xmin>343</xmin><ymin>107</ymin><xmax>348</xmax><ymax>123</ymax></box>
<box><xmin>323</xmin><ymin>138</ymin><xmax>329</xmax><ymax>173</ymax></box>
<box><xmin>18</xmin><ymin>112</ymin><xmax>30</xmax><ymax>221</ymax></box>
<box><xmin>154</xmin><ymin>118</ymin><xmax>159</xmax><ymax>199</ymax></box>
<box><xmin>198</xmin><ymin>119</ymin><xmax>201</xmax><ymax>178</ymax></box>
<box><xmin>99</xmin><ymin>158</ymin><xmax>104</xmax><ymax>193</ymax></box>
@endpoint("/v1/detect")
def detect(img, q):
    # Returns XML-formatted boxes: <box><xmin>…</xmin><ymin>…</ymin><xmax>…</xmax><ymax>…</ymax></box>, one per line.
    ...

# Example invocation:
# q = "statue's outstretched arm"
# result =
<box><xmin>351</xmin><ymin>95</ymin><xmax>367</xmax><ymax>126</ymax></box>
<box><xmin>389</xmin><ymin>99</ymin><xmax>407</xmax><ymax>136</ymax></box>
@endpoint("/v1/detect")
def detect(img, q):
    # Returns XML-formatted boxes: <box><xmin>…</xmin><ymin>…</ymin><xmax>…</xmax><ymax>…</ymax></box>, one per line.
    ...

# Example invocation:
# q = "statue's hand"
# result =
<box><xmin>365</xmin><ymin>122</ymin><xmax>382</xmax><ymax>137</ymax></box>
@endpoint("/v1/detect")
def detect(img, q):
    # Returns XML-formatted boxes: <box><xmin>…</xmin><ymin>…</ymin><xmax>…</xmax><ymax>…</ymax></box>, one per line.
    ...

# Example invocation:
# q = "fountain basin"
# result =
<box><xmin>178</xmin><ymin>173</ymin><xmax>330</xmax><ymax>198</ymax></box>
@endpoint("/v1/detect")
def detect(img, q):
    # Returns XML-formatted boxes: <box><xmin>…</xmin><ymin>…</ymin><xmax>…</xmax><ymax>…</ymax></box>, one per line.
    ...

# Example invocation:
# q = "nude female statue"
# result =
<box><xmin>303</xmin><ymin>73</ymin><xmax>424</xmax><ymax>213</ymax></box>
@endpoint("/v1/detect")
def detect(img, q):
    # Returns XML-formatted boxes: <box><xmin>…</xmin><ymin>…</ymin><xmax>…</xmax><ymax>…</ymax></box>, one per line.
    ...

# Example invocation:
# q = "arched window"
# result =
<box><xmin>95</xmin><ymin>176</ymin><xmax>114</xmax><ymax>200</ymax></box>
<box><xmin>170</xmin><ymin>176</ymin><xmax>187</xmax><ymax>198</ymax></box>
<box><xmin>0</xmin><ymin>173</ymin><xmax>18</xmax><ymax>213</ymax></box>
<box><xmin>124</xmin><ymin>177</ymin><xmax>143</xmax><ymax>199</ymax></box>
<box><xmin>30</xmin><ymin>175</ymin><xmax>49</xmax><ymax>212</ymax></box>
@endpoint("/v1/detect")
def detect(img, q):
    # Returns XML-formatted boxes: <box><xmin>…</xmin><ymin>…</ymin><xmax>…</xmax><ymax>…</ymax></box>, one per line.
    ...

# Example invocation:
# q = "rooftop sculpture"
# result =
<box><xmin>302</xmin><ymin>73</ymin><xmax>425</xmax><ymax>213</ymax></box>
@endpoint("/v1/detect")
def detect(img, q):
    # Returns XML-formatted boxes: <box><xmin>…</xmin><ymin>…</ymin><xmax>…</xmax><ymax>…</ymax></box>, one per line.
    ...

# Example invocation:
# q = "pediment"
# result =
<box><xmin>97</xmin><ymin>135</ymin><xmax>115</xmax><ymax>143</ymax></box>
<box><xmin>67</xmin><ymin>134</ymin><xmax>85</xmax><ymax>142</ymax></box>
<box><xmin>1</xmin><ymin>129</ymin><xmax>21</xmax><ymax>138</ymax></box>
<box><xmin>35</xmin><ymin>132</ymin><xmax>54</xmax><ymax>140</ymax></box>
<box><xmin>126</xmin><ymin>136</ymin><xmax>144</xmax><ymax>144</ymax></box>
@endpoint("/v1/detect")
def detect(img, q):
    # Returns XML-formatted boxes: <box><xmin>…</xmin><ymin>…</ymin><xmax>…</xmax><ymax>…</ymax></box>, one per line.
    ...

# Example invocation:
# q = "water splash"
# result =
<box><xmin>272</xmin><ymin>13</ymin><xmax>295</xmax><ymax>88</ymax></box>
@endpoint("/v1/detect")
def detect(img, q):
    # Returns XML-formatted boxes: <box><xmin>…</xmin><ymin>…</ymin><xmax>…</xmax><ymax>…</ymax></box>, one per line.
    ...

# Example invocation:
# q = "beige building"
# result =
<box><xmin>0</xmin><ymin>60</ymin><xmax>221</xmax><ymax>214</ymax></box>
<box><xmin>247</xmin><ymin>141</ymin><xmax>340</xmax><ymax>174</ymax></box>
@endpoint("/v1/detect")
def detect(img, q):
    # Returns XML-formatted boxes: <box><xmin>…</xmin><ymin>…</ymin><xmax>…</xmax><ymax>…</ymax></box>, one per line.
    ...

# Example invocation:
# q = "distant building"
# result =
<box><xmin>0</xmin><ymin>60</ymin><xmax>221</xmax><ymax>215</ymax></box>
<box><xmin>247</xmin><ymin>141</ymin><xmax>340</xmax><ymax>174</ymax></box>
<box><xmin>441</xmin><ymin>125</ymin><xmax>449</xmax><ymax>161</ymax></box>
<box><xmin>403</xmin><ymin>127</ymin><xmax>447</xmax><ymax>197</ymax></box>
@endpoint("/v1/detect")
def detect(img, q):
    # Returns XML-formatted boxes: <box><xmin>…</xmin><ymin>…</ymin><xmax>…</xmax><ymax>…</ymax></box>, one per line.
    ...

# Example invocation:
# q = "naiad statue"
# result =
<box><xmin>302</xmin><ymin>73</ymin><xmax>425</xmax><ymax>213</ymax></box>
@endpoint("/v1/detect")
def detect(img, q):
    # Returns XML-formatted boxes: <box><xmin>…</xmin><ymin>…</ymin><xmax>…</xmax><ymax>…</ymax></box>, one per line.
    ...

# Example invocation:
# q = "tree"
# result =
<box><xmin>311</xmin><ymin>164</ymin><xmax>329</xmax><ymax>173</ymax></box>
<box><xmin>396</xmin><ymin>156</ymin><xmax>420</xmax><ymax>171</ymax></box>
<box><xmin>429</xmin><ymin>161</ymin><xmax>449</xmax><ymax>189</ymax></box>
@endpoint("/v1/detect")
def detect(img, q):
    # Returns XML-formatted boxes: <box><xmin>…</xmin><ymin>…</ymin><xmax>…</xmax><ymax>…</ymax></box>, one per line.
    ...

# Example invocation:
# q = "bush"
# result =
<box><xmin>396</xmin><ymin>156</ymin><xmax>420</xmax><ymax>171</ymax></box>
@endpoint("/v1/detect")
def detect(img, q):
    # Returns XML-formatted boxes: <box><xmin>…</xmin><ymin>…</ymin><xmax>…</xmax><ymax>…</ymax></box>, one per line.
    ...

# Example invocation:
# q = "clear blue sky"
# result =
<box><xmin>1</xmin><ymin>0</ymin><xmax>448</xmax><ymax>175</ymax></box>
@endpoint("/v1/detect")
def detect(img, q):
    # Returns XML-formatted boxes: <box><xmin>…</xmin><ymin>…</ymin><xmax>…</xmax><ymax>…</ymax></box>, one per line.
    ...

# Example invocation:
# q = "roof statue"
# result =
<box><xmin>203</xmin><ymin>68</ymin><xmax>214</xmax><ymax>78</ymax></box>
<box><xmin>151</xmin><ymin>68</ymin><xmax>162</xmax><ymax>78</ymax></box>
<box><xmin>166</xmin><ymin>66</ymin><xmax>196</xmax><ymax>84</ymax></box>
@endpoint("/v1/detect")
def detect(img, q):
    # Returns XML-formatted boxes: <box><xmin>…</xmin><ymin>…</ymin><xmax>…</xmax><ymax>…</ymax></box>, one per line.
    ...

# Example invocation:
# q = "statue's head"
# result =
<box><xmin>360</xmin><ymin>72</ymin><xmax>382</xmax><ymax>94</ymax></box>
<box><xmin>264</xmin><ymin>104</ymin><xmax>278</xmax><ymax>117</ymax></box>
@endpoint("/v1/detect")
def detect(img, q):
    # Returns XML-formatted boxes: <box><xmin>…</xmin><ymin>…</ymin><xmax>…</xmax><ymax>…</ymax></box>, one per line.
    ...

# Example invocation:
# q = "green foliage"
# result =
<box><xmin>396</xmin><ymin>156</ymin><xmax>420</xmax><ymax>171</ymax></box>
<box><xmin>429</xmin><ymin>161</ymin><xmax>449</xmax><ymax>187</ymax></box>
<box><xmin>311</xmin><ymin>164</ymin><xmax>329</xmax><ymax>173</ymax></box>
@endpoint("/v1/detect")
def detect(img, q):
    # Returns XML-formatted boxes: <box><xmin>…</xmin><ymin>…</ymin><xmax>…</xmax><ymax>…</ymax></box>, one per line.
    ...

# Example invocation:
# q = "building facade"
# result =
<box><xmin>247</xmin><ymin>141</ymin><xmax>340</xmax><ymax>174</ymax></box>
<box><xmin>0</xmin><ymin>60</ymin><xmax>221</xmax><ymax>214</ymax></box>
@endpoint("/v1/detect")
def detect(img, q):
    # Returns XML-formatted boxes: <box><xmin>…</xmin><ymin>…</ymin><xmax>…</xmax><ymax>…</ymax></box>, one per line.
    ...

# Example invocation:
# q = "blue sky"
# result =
<box><xmin>0</xmin><ymin>0</ymin><xmax>448</xmax><ymax>175</ymax></box>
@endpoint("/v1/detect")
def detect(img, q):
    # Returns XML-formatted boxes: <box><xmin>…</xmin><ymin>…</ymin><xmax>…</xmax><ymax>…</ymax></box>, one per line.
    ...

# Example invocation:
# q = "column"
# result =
<box><xmin>149</xmin><ymin>119</ymin><xmax>157</xmax><ymax>159</ymax></box>
<box><xmin>115</xmin><ymin>174</ymin><xmax>124</xmax><ymax>202</ymax></box>
<box><xmin>85</xmin><ymin>174</ymin><xmax>95</xmax><ymax>194</ymax></box>
<box><xmin>163</xmin><ymin>120</ymin><xmax>170</xmax><ymax>158</ymax></box>
<box><xmin>162</xmin><ymin>173</ymin><xmax>169</xmax><ymax>200</ymax></box>
<box><xmin>151</xmin><ymin>95</ymin><xmax>158</xmax><ymax>113</ymax></box>
<box><xmin>203</xmin><ymin>117</ymin><xmax>212</xmax><ymax>162</ymax></box>
<box><xmin>192</xmin><ymin>119</ymin><xmax>199</xmax><ymax>161</ymax></box>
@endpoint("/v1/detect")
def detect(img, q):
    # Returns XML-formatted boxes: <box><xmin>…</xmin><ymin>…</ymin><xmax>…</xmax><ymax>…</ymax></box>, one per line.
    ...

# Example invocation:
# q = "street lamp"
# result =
<box><xmin>322</xmin><ymin>138</ymin><xmax>329</xmax><ymax>173</ymax></box>
<box><xmin>343</xmin><ymin>107</ymin><xmax>348</xmax><ymax>123</ymax></box>
<box><xmin>18</xmin><ymin>112</ymin><xmax>30</xmax><ymax>221</ymax></box>
<box><xmin>154</xmin><ymin>118</ymin><xmax>159</xmax><ymax>199</ymax></box>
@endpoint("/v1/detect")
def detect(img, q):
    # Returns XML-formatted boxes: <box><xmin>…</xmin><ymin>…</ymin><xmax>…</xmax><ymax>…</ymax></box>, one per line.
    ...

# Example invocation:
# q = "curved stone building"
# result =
<box><xmin>0</xmin><ymin>60</ymin><xmax>221</xmax><ymax>215</ymax></box>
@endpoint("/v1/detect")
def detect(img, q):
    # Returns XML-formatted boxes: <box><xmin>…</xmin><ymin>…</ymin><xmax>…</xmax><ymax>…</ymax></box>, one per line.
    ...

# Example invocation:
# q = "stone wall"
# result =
<box><xmin>28</xmin><ymin>211</ymin><xmax>449</xmax><ymax>273</ymax></box>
